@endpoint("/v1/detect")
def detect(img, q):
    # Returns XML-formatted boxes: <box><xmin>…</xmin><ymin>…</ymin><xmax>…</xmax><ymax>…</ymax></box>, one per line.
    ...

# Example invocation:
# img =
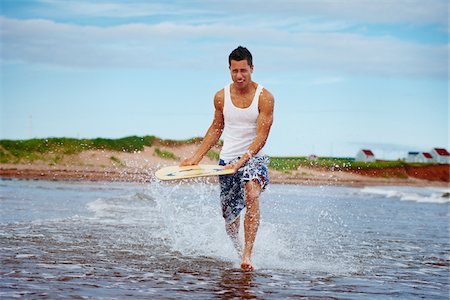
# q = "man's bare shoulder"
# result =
<box><xmin>261</xmin><ymin>88</ymin><xmax>274</xmax><ymax>102</ymax></box>
<box><xmin>214</xmin><ymin>89</ymin><xmax>225</xmax><ymax>101</ymax></box>
<box><xmin>259</xmin><ymin>88</ymin><xmax>274</xmax><ymax>113</ymax></box>
<box><xmin>214</xmin><ymin>89</ymin><xmax>225</xmax><ymax>110</ymax></box>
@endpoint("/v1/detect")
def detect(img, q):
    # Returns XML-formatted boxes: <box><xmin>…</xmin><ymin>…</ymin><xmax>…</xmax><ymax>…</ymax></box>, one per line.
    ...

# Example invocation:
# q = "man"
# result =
<box><xmin>180</xmin><ymin>46</ymin><xmax>274</xmax><ymax>271</ymax></box>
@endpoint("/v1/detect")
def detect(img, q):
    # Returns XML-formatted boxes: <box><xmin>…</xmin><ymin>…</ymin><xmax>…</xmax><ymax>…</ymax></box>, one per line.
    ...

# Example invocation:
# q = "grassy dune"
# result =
<box><xmin>0</xmin><ymin>136</ymin><xmax>205</xmax><ymax>163</ymax></box>
<box><xmin>0</xmin><ymin>136</ymin><xmax>435</xmax><ymax>171</ymax></box>
<box><xmin>0</xmin><ymin>136</ymin><xmax>155</xmax><ymax>163</ymax></box>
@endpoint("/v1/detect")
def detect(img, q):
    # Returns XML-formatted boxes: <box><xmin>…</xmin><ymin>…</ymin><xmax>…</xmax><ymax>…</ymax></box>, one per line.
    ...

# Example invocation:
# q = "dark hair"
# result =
<box><xmin>228</xmin><ymin>46</ymin><xmax>253</xmax><ymax>66</ymax></box>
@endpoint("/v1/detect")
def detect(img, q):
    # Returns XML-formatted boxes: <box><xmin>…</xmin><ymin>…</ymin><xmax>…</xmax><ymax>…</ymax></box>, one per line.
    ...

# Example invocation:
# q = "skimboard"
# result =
<box><xmin>155</xmin><ymin>164</ymin><xmax>234</xmax><ymax>181</ymax></box>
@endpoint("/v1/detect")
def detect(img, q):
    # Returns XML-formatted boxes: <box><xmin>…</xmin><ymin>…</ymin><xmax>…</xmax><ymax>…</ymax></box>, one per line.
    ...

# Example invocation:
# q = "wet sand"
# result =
<box><xmin>0</xmin><ymin>164</ymin><xmax>447</xmax><ymax>187</ymax></box>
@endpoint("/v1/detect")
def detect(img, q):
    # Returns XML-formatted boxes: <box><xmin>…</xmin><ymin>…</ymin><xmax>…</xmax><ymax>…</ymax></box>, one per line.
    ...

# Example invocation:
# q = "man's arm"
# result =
<box><xmin>227</xmin><ymin>89</ymin><xmax>274</xmax><ymax>171</ymax></box>
<box><xmin>180</xmin><ymin>91</ymin><xmax>225</xmax><ymax>166</ymax></box>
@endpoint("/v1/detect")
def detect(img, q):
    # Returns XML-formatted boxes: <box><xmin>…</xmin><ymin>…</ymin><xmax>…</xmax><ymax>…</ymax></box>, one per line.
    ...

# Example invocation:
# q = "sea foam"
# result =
<box><xmin>360</xmin><ymin>186</ymin><xmax>450</xmax><ymax>204</ymax></box>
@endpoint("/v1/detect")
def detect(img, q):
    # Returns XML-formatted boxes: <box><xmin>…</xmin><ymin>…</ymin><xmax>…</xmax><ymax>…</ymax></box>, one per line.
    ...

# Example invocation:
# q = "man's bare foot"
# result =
<box><xmin>240</xmin><ymin>259</ymin><xmax>254</xmax><ymax>271</ymax></box>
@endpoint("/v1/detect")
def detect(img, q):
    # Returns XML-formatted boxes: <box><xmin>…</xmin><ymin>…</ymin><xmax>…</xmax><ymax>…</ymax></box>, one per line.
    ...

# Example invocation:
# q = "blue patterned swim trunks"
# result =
<box><xmin>219</xmin><ymin>155</ymin><xmax>270</xmax><ymax>224</ymax></box>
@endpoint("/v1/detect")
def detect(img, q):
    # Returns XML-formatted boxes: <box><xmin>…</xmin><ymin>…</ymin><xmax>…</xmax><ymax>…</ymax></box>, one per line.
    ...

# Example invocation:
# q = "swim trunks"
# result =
<box><xmin>218</xmin><ymin>155</ymin><xmax>270</xmax><ymax>224</ymax></box>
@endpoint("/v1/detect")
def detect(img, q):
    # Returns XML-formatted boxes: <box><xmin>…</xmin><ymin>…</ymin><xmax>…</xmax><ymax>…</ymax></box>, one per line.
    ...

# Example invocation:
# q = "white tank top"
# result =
<box><xmin>220</xmin><ymin>83</ymin><xmax>265</xmax><ymax>162</ymax></box>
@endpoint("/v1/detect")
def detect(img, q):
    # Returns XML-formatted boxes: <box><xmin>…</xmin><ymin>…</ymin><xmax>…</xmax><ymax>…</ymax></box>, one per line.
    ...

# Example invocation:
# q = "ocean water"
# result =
<box><xmin>0</xmin><ymin>179</ymin><xmax>449</xmax><ymax>299</ymax></box>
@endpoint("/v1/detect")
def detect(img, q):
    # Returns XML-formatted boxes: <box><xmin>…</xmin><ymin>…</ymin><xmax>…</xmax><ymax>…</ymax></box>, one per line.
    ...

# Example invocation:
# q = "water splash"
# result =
<box><xmin>141</xmin><ymin>181</ymin><xmax>356</xmax><ymax>273</ymax></box>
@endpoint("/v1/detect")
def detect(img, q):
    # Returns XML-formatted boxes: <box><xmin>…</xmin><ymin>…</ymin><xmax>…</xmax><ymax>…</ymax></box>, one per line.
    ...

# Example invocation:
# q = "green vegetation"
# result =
<box><xmin>0</xmin><ymin>136</ymin><xmax>156</xmax><ymax>163</ymax></box>
<box><xmin>269</xmin><ymin>157</ymin><xmax>308</xmax><ymax>171</ymax></box>
<box><xmin>269</xmin><ymin>156</ymin><xmax>411</xmax><ymax>171</ymax></box>
<box><xmin>344</xmin><ymin>160</ymin><xmax>406</xmax><ymax>169</ymax></box>
<box><xmin>90</xmin><ymin>136</ymin><xmax>156</xmax><ymax>152</ymax></box>
<box><xmin>0</xmin><ymin>149</ymin><xmax>10</xmax><ymax>163</ymax></box>
<box><xmin>153</xmin><ymin>137</ymin><xmax>203</xmax><ymax>147</ymax></box>
<box><xmin>1</xmin><ymin>136</ymin><xmax>153</xmax><ymax>154</ymax></box>
<box><xmin>110</xmin><ymin>156</ymin><xmax>125</xmax><ymax>167</ymax></box>
<box><xmin>49</xmin><ymin>155</ymin><xmax>63</xmax><ymax>165</ymax></box>
<box><xmin>152</xmin><ymin>137</ymin><xmax>223</xmax><ymax>147</ymax></box>
<box><xmin>207</xmin><ymin>149</ymin><xmax>220</xmax><ymax>161</ymax></box>
<box><xmin>394</xmin><ymin>172</ymin><xmax>408</xmax><ymax>179</ymax></box>
<box><xmin>154</xmin><ymin>148</ymin><xmax>179</xmax><ymax>160</ymax></box>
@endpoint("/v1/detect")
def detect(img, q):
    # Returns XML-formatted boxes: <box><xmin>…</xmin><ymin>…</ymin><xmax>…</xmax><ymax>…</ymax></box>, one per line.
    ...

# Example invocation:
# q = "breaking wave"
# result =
<box><xmin>360</xmin><ymin>186</ymin><xmax>450</xmax><ymax>204</ymax></box>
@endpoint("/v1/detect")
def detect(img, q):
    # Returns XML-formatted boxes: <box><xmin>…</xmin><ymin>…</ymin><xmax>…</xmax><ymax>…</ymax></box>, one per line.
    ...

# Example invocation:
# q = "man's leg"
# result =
<box><xmin>225</xmin><ymin>216</ymin><xmax>242</xmax><ymax>257</ymax></box>
<box><xmin>241</xmin><ymin>179</ymin><xmax>261</xmax><ymax>271</ymax></box>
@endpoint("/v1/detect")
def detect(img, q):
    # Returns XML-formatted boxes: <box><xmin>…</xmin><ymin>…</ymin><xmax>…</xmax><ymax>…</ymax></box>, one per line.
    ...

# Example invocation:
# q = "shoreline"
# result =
<box><xmin>1</xmin><ymin>164</ymin><xmax>448</xmax><ymax>188</ymax></box>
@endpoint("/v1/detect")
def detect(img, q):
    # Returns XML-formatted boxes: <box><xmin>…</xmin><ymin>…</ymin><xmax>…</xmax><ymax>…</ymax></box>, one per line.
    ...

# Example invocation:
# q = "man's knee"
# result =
<box><xmin>245</xmin><ymin>181</ymin><xmax>261</xmax><ymax>206</ymax></box>
<box><xmin>246</xmin><ymin>191</ymin><xmax>260</xmax><ymax>204</ymax></box>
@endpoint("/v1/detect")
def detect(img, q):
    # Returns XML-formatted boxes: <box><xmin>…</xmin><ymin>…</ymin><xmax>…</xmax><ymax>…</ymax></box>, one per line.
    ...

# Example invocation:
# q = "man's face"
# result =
<box><xmin>229</xmin><ymin>59</ymin><xmax>253</xmax><ymax>89</ymax></box>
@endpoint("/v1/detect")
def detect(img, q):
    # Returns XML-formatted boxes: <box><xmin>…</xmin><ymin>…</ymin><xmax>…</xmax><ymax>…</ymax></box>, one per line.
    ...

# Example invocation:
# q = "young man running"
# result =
<box><xmin>180</xmin><ymin>46</ymin><xmax>274</xmax><ymax>271</ymax></box>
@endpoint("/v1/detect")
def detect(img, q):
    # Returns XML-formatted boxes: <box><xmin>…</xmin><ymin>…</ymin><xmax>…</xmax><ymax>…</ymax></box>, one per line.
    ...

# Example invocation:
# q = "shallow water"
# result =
<box><xmin>0</xmin><ymin>179</ymin><xmax>449</xmax><ymax>299</ymax></box>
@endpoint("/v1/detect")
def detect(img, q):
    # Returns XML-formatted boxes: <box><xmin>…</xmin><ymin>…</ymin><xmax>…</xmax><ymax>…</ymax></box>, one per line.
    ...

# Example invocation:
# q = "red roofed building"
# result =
<box><xmin>422</xmin><ymin>152</ymin><xmax>433</xmax><ymax>160</ymax></box>
<box><xmin>418</xmin><ymin>152</ymin><xmax>434</xmax><ymax>163</ymax></box>
<box><xmin>431</xmin><ymin>148</ymin><xmax>450</xmax><ymax>164</ymax></box>
<box><xmin>406</xmin><ymin>151</ymin><xmax>434</xmax><ymax>163</ymax></box>
<box><xmin>355</xmin><ymin>149</ymin><xmax>376</xmax><ymax>162</ymax></box>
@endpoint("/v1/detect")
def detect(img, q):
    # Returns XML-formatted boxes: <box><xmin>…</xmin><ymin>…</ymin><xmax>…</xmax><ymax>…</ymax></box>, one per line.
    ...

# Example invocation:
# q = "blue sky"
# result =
<box><xmin>1</xmin><ymin>0</ymin><xmax>448</xmax><ymax>159</ymax></box>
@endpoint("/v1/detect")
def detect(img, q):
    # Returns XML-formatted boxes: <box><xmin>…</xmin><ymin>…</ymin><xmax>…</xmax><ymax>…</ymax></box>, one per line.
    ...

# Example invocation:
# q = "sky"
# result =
<box><xmin>1</xmin><ymin>0</ymin><xmax>448</xmax><ymax>159</ymax></box>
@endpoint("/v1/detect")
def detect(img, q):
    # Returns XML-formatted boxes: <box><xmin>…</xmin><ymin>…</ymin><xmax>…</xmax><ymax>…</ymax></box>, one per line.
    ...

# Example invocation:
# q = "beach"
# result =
<box><xmin>1</xmin><ymin>144</ymin><xmax>448</xmax><ymax>187</ymax></box>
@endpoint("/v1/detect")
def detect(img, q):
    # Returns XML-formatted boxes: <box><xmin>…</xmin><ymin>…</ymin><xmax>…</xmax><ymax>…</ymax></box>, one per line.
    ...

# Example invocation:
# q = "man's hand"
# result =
<box><xmin>224</xmin><ymin>163</ymin><xmax>240</xmax><ymax>175</ymax></box>
<box><xmin>179</xmin><ymin>157</ymin><xmax>198</xmax><ymax>167</ymax></box>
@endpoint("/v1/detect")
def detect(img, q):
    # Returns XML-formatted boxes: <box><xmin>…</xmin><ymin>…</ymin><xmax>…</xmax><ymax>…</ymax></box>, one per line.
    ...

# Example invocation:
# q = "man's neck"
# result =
<box><xmin>233</xmin><ymin>81</ymin><xmax>256</xmax><ymax>96</ymax></box>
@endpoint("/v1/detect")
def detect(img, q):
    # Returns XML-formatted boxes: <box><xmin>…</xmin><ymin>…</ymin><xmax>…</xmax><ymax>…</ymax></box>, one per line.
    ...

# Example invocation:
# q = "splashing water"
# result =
<box><xmin>140</xmin><ymin>181</ymin><xmax>357</xmax><ymax>273</ymax></box>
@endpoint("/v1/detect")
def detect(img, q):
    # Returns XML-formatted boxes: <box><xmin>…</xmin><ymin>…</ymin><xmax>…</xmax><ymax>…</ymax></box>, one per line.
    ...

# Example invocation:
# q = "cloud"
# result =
<box><xmin>0</xmin><ymin>17</ymin><xmax>214</xmax><ymax>69</ymax></box>
<box><xmin>0</xmin><ymin>16</ymin><xmax>447</xmax><ymax>78</ymax></box>
<box><xmin>35</xmin><ymin>0</ymin><xmax>204</xmax><ymax>18</ymax></box>
<box><xmin>260</xmin><ymin>0</ymin><xmax>448</xmax><ymax>25</ymax></box>
<box><xmin>34</xmin><ymin>0</ymin><xmax>448</xmax><ymax>26</ymax></box>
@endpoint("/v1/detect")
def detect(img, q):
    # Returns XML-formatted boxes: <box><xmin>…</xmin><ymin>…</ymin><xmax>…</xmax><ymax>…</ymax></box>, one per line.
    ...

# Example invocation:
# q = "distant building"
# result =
<box><xmin>420</xmin><ymin>152</ymin><xmax>434</xmax><ymax>163</ymax></box>
<box><xmin>431</xmin><ymin>148</ymin><xmax>450</xmax><ymax>164</ymax></box>
<box><xmin>406</xmin><ymin>151</ymin><xmax>419</xmax><ymax>163</ymax></box>
<box><xmin>355</xmin><ymin>149</ymin><xmax>376</xmax><ymax>162</ymax></box>
<box><xmin>406</xmin><ymin>151</ymin><xmax>434</xmax><ymax>163</ymax></box>
<box><xmin>308</xmin><ymin>154</ymin><xmax>318</xmax><ymax>161</ymax></box>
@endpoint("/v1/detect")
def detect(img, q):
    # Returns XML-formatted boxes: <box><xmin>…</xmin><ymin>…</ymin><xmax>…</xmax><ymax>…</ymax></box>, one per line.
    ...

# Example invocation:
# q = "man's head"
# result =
<box><xmin>229</xmin><ymin>46</ymin><xmax>254</xmax><ymax>89</ymax></box>
<box><xmin>228</xmin><ymin>46</ymin><xmax>253</xmax><ymax>67</ymax></box>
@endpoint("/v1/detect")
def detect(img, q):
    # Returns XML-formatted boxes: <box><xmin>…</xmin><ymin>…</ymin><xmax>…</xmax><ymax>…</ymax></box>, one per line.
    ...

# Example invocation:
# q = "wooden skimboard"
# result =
<box><xmin>155</xmin><ymin>164</ymin><xmax>234</xmax><ymax>181</ymax></box>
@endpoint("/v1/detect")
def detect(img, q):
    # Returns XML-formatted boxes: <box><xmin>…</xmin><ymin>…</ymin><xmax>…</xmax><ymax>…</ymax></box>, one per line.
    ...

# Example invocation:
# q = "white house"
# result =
<box><xmin>406</xmin><ymin>151</ymin><xmax>434</xmax><ymax>163</ymax></box>
<box><xmin>355</xmin><ymin>149</ymin><xmax>376</xmax><ymax>162</ymax></box>
<box><xmin>406</xmin><ymin>151</ymin><xmax>419</xmax><ymax>163</ymax></box>
<box><xmin>431</xmin><ymin>148</ymin><xmax>450</xmax><ymax>164</ymax></box>
<box><xmin>419</xmin><ymin>152</ymin><xmax>434</xmax><ymax>163</ymax></box>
